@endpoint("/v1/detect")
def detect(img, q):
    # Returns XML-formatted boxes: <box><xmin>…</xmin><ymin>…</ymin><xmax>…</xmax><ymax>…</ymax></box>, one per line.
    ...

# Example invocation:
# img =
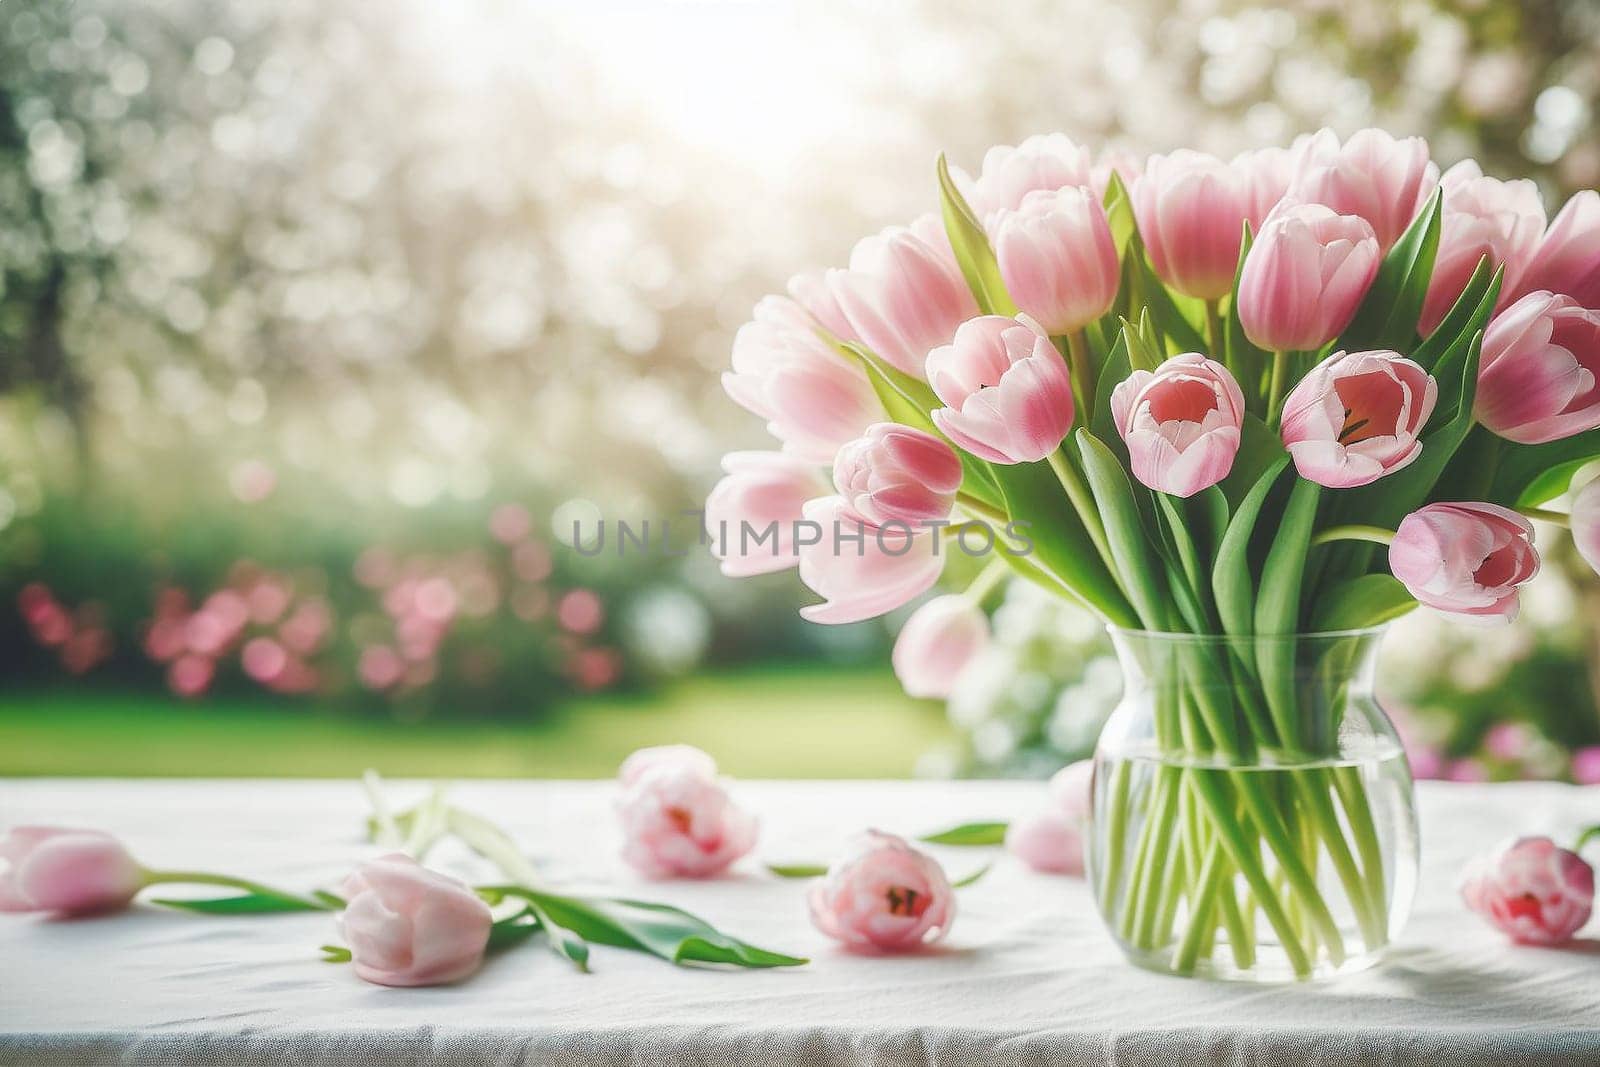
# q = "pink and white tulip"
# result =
<box><xmin>338</xmin><ymin>854</ymin><xmax>493</xmax><ymax>987</ymax></box>
<box><xmin>1290</xmin><ymin>128</ymin><xmax>1439</xmax><ymax>251</ymax></box>
<box><xmin>828</xmin><ymin>215</ymin><xmax>979</xmax><ymax>378</ymax></box>
<box><xmin>1005</xmin><ymin>809</ymin><xmax>1084</xmax><ymax>875</ymax></box>
<box><xmin>1132</xmin><ymin>150</ymin><xmax>1252</xmax><ymax>300</ymax></box>
<box><xmin>1419</xmin><ymin>161</ymin><xmax>1545</xmax><ymax>336</ymax></box>
<box><xmin>833</xmin><ymin>424</ymin><xmax>964</xmax><ymax>528</ymax></box>
<box><xmin>993</xmin><ymin>187</ymin><xmax>1120</xmax><ymax>335</ymax></box>
<box><xmin>1279</xmin><ymin>350</ymin><xmax>1437</xmax><ymax>489</ymax></box>
<box><xmin>723</xmin><ymin>296</ymin><xmax>882</xmax><ymax>463</ymax></box>
<box><xmin>1475</xmin><ymin>291</ymin><xmax>1600</xmax><ymax>445</ymax></box>
<box><xmin>616</xmin><ymin>756</ymin><xmax>757</xmax><ymax>879</ymax></box>
<box><xmin>795</xmin><ymin>497</ymin><xmax>944</xmax><ymax>624</ymax></box>
<box><xmin>957</xmin><ymin>133</ymin><xmax>1094</xmax><ymax>222</ymax></box>
<box><xmin>891</xmin><ymin>595</ymin><xmax>989</xmax><ymax>699</ymax></box>
<box><xmin>1389</xmin><ymin>502</ymin><xmax>1540</xmax><ymax>624</ymax></box>
<box><xmin>1460</xmin><ymin>836</ymin><xmax>1593</xmax><ymax>945</ymax></box>
<box><xmin>1237</xmin><ymin>202</ymin><xmax>1380</xmax><ymax>352</ymax></box>
<box><xmin>808</xmin><ymin>830</ymin><xmax>955</xmax><ymax>952</ymax></box>
<box><xmin>928</xmin><ymin>316</ymin><xmax>1076</xmax><ymax>464</ymax></box>
<box><xmin>0</xmin><ymin>827</ymin><xmax>144</xmax><ymax>915</ymax></box>
<box><xmin>1111</xmin><ymin>353</ymin><xmax>1245</xmax><ymax>498</ymax></box>
<box><xmin>1572</xmin><ymin>477</ymin><xmax>1600</xmax><ymax>578</ymax></box>
<box><xmin>1511</xmin><ymin>189</ymin><xmax>1600</xmax><ymax>309</ymax></box>
<box><xmin>1233</xmin><ymin>145</ymin><xmax>1297</xmax><ymax>228</ymax></box>
<box><xmin>786</xmin><ymin>269</ymin><xmax>858</xmax><ymax>343</ymax></box>
<box><xmin>1091</xmin><ymin>147</ymin><xmax>1144</xmax><ymax>201</ymax></box>
<box><xmin>704</xmin><ymin>452</ymin><xmax>828</xmax><ymax>578</ymax></box>
<box><xmin>619</xmin><ymin>744</ymin><xmax>719</xmax><ymax>787</ymax></box>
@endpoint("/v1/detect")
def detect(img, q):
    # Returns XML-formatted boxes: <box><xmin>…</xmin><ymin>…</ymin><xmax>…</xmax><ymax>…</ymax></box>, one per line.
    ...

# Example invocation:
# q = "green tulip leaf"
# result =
<box><xmin>765</xmin><ymin>863</ymin><xmax>829</xmax><ymax>878</ymax></box>
<box><xmin>1212</xmin><ymin>456</ymin><xmax>1291</xmax><ymax>641</ymax></box>
<box><xmin>150</xmin><ymin>890</ymin><xmax>334</xmax><ymax>914</ymax></box>
<box><xmin>920</xmin><ymin>821</ymin><xmax>1009</xmax><ymax>846</ymax></box>
<box><xmin>1339</xmin><ymin>188</ymin><xmax>1443</xmax><ymax>351</ymax></box>
<box><xmin>1310</xmin><ymin>573</ymin><xmax>1417</xmax><ymax>632</ymax></box>
<box><xmin>936</xmin><ymin>153</ymin><xmax>1017</xmax><ymax>316</ymax></box>
<box><xmin>1076</xmin><ymin>430</ymin><xmax>1171</xmax><ymax>629</ymax></box>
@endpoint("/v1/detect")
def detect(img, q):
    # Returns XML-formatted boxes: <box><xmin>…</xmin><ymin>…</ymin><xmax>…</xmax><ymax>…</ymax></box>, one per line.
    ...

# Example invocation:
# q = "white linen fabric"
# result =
<box><xmin>1</xmin><ymin>778</ymin><xmax>1597</xmax><ymax>1067</ymax></box>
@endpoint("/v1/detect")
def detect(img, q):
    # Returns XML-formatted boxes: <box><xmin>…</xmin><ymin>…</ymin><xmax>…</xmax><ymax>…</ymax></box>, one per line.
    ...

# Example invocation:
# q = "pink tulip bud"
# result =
<box><xmin>1048</xmin><ymin>760</ymin><xmax>1094</xmax><ymax>822</ymax></box>
<box><xmin>1389</xmin><ymin>502</ymin><xmax>1540</xmax><ymax>624</ymax></box>
<box><xmin>1237</xmin><ymin>203</ymin><xmax>1380</xmax><ymax>352</ymax></box>
<box><xmin>0</xmin><ymin>826</ymin><xmax>144</xmax><ymax>915</ymax></box>
<box><xmin>1090</xmin><ymin>147</ymin><xmax>1144</xmax><ymax>201</ymax></box>
<box><xmin>834</xmin><ymin>424</ymin><xmax>964</xmax><ymax>528</ymax></box>
<box><xmin>795</xmin><ymin>496</ymin><xmax>943</xmax><ymax>624</ymax></box>
<box><xmin>1232</xmin><ymin>145</ymin><xmax>1296</xmax><ymax>229</ymax></box>
<box><xmin>1572</xmin><ymin>477</ymin><xmax>1600</xmax><ymax>578</ymax></box>
<box><xmin>1475</xmin><ymin>291</ymin><xmax>1600</xmax><ymax>445</ymax></box>
<box><xmin>1419</xmin><ymin>161</ymin><xmax>1545</xmax><ymax>336</ymax></box>
<box><xmin>828</xmin><ymin>215</ymin><xmax>979</xmax><ymax>378</ymax></box>
<box><xmin>956</xmin><ymin>133</ymin><xmax>1094</xmax><ymax>222</ymax></box>
<box><xmin>1279</xmin><ymin>350</ymin><xmax>1438</xmax><ymax>488</ymax></box>
<box><xmin>1131</xmin><ymin>149</ymin><xmax>1251</xmax><ymax>300</ymax></box>
<box><xmin>1111</xmin><ymin>353</ymin><xmax>1245</xmax><ymax>498</ymax></box>
<box><xmin>1005</xmin><ymin>809</ymin><xmax>1085</xmax><ymax>875</ymax></box>
<box><xmin>808</xmin><ymin>830</ymin><xmax>955</xmax><ymax>951</ymax></box>
<box><xmin>1289</xmin><ymin>127</ymin><xmax>1439</xmax><ymax>251</ymax></box>
<box><xmin>704</xmin><ymin>452</ymin><xmax>828</xmax><ymax>578</ymax></box>
<box><xmin>724</xmin><ymin>296</ymin><xmax>883</xmax><ymax>463</ymax></box>
<box><xmin>616</xmin><ymin>759</ymin><xmax>757</xmax><ymax>878</ymax></box>
<box><xmin>1510</xmin><ymin>189</ymin><xmax>1600</xmax><ymax>308</ymax></box>
<box><xmin>619</xmin><ymin>744</ymin><xmax>719</xmax><ymax>787</ymax></box>
<box><xmin>338</xmin><ymin>854</ymin><xmax>492</xmax><ymax>987</ymax></box>
<box><xmin>1459</xmin><ymin>836</ymin><xmax>1593</xmax><ymax>945</ymax></box>
<box><xmin>928</xmin><ymin>315</ymin><xmax>1075</xmax><ymax>464</ymax></box>
<box><xmin>993</xmin><ymin>187</ymin><xmax>1120</xmax><ymax>335</ymax></box>
<box><xmin>891</xmin><ymin>594</ymin><xmax>989</xmax><ymax>699</ymax></box>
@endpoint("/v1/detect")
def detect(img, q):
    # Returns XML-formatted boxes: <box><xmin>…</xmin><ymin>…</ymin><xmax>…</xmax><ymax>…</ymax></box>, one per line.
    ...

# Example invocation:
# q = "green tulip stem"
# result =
<box><xmin>1516</xmin><ymin>506</ymin><xmax>1570</xmax><ymax>528</ymax></box>
<box><xmin>1045</xmin><ymin>448</ymin><xmax>1120</xmax><ymax>592</ymax></box>
<box><xmin>1576</xmin><ymin>824</ymin><xmax>1600</xmax><ymax>853</ymax></box>
<box><xmin>1265</xmin><ymin>350</ymin><xmax>1292</xmax><ymax>426</ymax></box>
<box><xmin>963</xmin><ymin>559</ymin><xmax>1011</xmax><ymax>608</ymax></box>
<box><xmin>139</xmin><ymin>869</ymin><xmax>338</xmax><ymax>910</ymax></box>
<box><xmin>1310</xmin><ymin>524</ymin><xmax>1396</xmax><ymax>548</ymax></box>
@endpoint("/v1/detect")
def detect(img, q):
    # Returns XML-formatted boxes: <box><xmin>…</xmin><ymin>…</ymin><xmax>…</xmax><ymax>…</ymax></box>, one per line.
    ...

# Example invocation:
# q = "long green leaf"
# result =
<box><xmin>765</xmin><ymin>863</ymin><xmax>829</xmax><ymax>878</ymax></box>
<box><xmin>1339</xmin><ymin>188</ymin><xmax>1443</xmax><ymax>351</ymax></box>
<box><xmin>1310</xmin><ymin>574</ymin><xmax>1417</xmax><ymax>632</ymax></box>
<box><xmin>1212</xmin><ymin>456</ymin><xmax>1290</xmax><ymax>640</ymax></box>
<box><xmin>1253</xmin><ymin>479</ymin><xmax>1322</xmax><ymax>751</ymax></box>
<box><xmin>936</xmin><ymin>153</ymin><xmax>1016</xmax><ymax>316</ymax></box>
<box><xmin>1488</xmin><ymin>429</ymin><xmax>1600</xmax><ymax>507</ymax></box>
<box><xmin>1076</xmin><ymin>430</ymin><xmax>1170</xmax><ymax>629</ymax></box>
<box><xmin>522</xmin><ymin>891</ymin><xmax>807</xmax><ymax>969</ymax></box>
<box><xmin>1409</xmin><ymin>256</ymin><xmax>1495</xmax><ymax>371</ymax></box>
<box><xmin>920</xmin><ymin>821</ymin><xmax>1008</xmax><ymax>846</ymax></box>
<box><xmin>149</xmin><ymin>890</ymin><xmax>333</xmax><ymax>914</ymax></box>
<box><xmin>1217</xmin><ymin>414</ymin><xmax>1286</xmax><ymax>511</ymax></box>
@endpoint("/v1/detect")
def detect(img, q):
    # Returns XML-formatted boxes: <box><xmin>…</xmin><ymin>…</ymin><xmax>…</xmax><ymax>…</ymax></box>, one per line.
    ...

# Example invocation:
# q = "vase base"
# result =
<box><xmin>1115</xmin><ymin>938</ymin><xmax>1388</xmax><ymax>983</ymax></box>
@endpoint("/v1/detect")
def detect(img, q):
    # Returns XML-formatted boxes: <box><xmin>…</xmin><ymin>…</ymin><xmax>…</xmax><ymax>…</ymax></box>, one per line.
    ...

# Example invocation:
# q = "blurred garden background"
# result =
<box><xmin>2</xmin><ymin>0</ymin><xmax>1599</xmax><ymax>780</ymax></box>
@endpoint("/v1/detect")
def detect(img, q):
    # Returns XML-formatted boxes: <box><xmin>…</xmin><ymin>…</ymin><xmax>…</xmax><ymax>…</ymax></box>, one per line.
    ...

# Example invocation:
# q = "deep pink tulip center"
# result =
<box><xmin>666</xmin><ymin>807</ymin><xmax>693</xmax><ymax>834</ymax></box>
<box><xmin>1146</xmin><ymin>378</ymin><xmax>1218</xmax><ymax>424</ymax></box>
<box><xmin>1334</xmin><ymin>370</ymin><xmax>1405</xmax><ymax>443</ymax></box>
<box><xmin>885</xmin><ymin>884</ymin><xmax>931</xmax><ymax>918</ymax></box>
<box><xmin>1474</xmin><ymin>546</ymin><xmax>1519</xmax><ymax>588</ymax></box>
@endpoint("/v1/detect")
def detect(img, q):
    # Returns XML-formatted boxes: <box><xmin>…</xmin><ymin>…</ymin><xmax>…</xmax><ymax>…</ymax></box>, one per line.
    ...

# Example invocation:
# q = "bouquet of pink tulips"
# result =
<box><xmin>710</xmin><ymin>128</ymin><xmax>1600</xmax><ymax>979</ymax></box>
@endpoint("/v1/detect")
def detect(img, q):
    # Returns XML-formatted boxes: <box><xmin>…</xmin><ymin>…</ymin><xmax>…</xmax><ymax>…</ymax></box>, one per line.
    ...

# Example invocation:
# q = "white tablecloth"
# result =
<box><xmin>1</xmin><ymin>778</ymin><xmax>1597</xmax><ymax>1066</ymax></box>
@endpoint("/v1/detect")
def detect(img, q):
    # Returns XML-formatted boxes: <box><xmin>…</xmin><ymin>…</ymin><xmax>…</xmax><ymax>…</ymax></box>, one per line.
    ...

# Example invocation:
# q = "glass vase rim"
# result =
<box><xmin>1103</xmin><ymin>623</ymin><xmax>1391</xmax><ymax>644</ymax></box>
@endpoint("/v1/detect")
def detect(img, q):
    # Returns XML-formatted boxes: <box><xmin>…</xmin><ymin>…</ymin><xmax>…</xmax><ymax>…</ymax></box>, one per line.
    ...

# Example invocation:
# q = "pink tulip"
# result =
<box><xmin>833</xmin><ymin>424</ymin><xmax>964</xmax><ymax>528</ymax></box>
<box><xmin>807</xmin><ymin>830</ymin><xmax>955</xmax><ymax>951</ymax></box>
<box><xmin>619</xmin><ymin>744</ymin><xmax>719</xmax><ymax>787</ymax></box>
<box><xmin>1005</xmin><ymin>809</ymin><xmax>1085</xmax><ymax>875</ymax></box>
<box><xmin>1132</xmin><ymin>149</ymin><xmax>1251</xmax><ymax>300</ymax></box>
<box><xmin>1289</xmin><ymin>128</ymin><xmax>1439</xmax><ymax>251</ymax></box>
<box><xmin>1419</xmin><ymin>161</ymin><xmax>1545</xmax><ymax>336</ymax></box>
<box><xmin>928</xmin><ymin>315</ymin><xmax>1075</xmax><ymax>464</ymax></box>
<box><xmin>993</xmin><ymin>187</ymin><xmax>1120</xmax><ymax>335</ymax></box>
<box><xmin>617</xmin><ymin>758</ymin><xmax>756</xmax><ymax>879</ymax></box>
<box><xmin>1279</xmin><ymin>350</ymin><xmax>1437</xmax><ymax>488</ymax></box>
<box><xmin>1571</xmin><ymin>477</ymin><xmax>1600</xmax><ymax>579</ymax></box>
<box><xmin>1389</xmin><ymin>502</ymin><xmax>1540</xmax><ymax>624</ymax></box>
<box><xmin>704</xmin><ymin>452</ymin><xmax>828</xmax><ymax>578</ymax></box>
<box><xmin>1091</xmin><ymin>147</ymin><xmax>1144</xmax><ymax>201</ymax></box>
<box><xmin>891</xmin><ymin>595</ymin><xmax>989</xmax><ymax>699</ymax></box>
<box><xmin>786</xmin><ymin>268</ymin><xmax>858</xmax><ymax>342</ymax></box>
<box><xmin>1572</xmin><ymin>746</ymin><xmax>1600</xmax><ymax>786</ymax></box>
<box><xmin>338</xmin><ymin>854</ymin><xmax>492</xmax><ymax>987</ymax></box>
<box><xmin>0</xmin><ymin>827</ymin><xmax>144</xmax><ymax>915</ymax></box>
<box><xmin>828</xmin><ymin>215</ymin><xmax>979</xmax><ymax>378</ymax></box>
<box><xmin>723</xmin><ymin>296</ymin><xmax>883</xmax><ymax>463</ymax></box>
<box><xmin>956</xmin><ymin>133</ymin><xmax>1094</xmax><ymax>222</ymax></box>
<box><xmin>1111</xmin><ymin>353</ymin><xmax>1245</xmax><ymax>498</ymax></box>
<box><xmin>1233</xmin><ymin>145</ymin><xmax>1296</xmax><ymax>229</ymax></box>
<box><xmin>1510</xmin><ymin>189</ymin><xmax>1600</xmax><ymax>308</ymax></box>
<box><xmin>795</xmin><ymin>496</ymin><xmax>943</xmax><ymax>624</ymax></box>
<box><xmin>1048</xmin><ymin>760</ymin><xmax>1094</xmax><ymax>822</ymax></box>
<box><xmin>1237</xmin><ymin>202</ymin><xmax>1380</xmax><ymax>352</ymax></box>
<box><xmin>1459</xmin><ymin>836</ymin><xmax>1593</xmax><ymax>945</ymax></box>
<box><xmin>1475</xmin><ymin>291</ymin><xmax>1600</xmax><ymax>445</ymax></box>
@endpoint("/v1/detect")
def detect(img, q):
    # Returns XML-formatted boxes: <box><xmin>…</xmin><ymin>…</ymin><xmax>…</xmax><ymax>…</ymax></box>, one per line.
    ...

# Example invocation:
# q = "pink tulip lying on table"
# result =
<box><xmin>1007</xmin><ymin>760</ymin><xmax>1094</xmax><ymax>875</ymax></box>
<box><xmin>808</xmin><ymin>830</ymin><xmax>955</xmax><ymax>952</ymax></box>
<box><xmin>616</xmin><ymin>744</ymin><xmax>758</xmax><ymax>878</ymax></box>
<box><xmin>1460</xmin><ymin>835</ymin><xmax>1595</xmax><ymax>946</ymax></box>
<box><xmin>0</xmin><ymin>827</ymin><xmax>145</xmax><ymax>915</ymax></box>
<box><xmin>338</xmin><ymin>854</ymin><xmax>493</xmax><ymax>988</ymax></box>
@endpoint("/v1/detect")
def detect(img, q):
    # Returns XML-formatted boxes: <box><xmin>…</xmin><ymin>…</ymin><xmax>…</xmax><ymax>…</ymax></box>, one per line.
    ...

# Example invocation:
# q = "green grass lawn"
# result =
<box><xmin>0</xmin><ymin>665</ymin><xmax>952</xmax><ymax>778</ymax></box>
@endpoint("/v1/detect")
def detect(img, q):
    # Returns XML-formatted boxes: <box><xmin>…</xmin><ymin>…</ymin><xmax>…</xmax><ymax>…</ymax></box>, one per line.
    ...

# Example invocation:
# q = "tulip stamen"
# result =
<box><xmin>1337</xmin><ymin>411</ymin><xmax>1375</xmax><ymax>444</ymax></box>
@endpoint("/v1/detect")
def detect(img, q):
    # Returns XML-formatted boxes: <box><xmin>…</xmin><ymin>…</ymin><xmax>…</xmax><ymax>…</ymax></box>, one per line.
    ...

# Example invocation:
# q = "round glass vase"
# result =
<box><xmin>1087</xmin><ymin>626</ymin><xmax>1418</xmax><ymax>983</ymax></box>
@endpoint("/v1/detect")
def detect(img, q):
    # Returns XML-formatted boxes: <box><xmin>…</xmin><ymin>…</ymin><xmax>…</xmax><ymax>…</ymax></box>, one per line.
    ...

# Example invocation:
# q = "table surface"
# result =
<box><xmin>1</xmin><ymin>778</ymin><xmax>1597</xmax><ymax>1067</ymax></box>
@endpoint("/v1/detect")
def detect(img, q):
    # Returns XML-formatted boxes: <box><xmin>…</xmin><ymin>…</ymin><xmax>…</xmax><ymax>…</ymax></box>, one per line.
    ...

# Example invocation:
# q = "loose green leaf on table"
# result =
<box><xmin>765</xmin><ymin>863</ymin><xmax>829</xmax><ymax>878</ymax></box>
<box><xmin>950</xmin><ymin>863</ymin><xmax>994</xmax><ymax>889</ymax></box>
<box><xmin>150</xmin><ymin>890</ymin><xmax>336</xmax><ymax>914</ymax></box>
<box><xmin>319</xmin><ymin>944</ymin><xmax>353</xmax><ymax>963</ymax></box>
<box><xmin>919</xmin><ymin>821</ymin><xmax>1009</xmax><ymax>846</ymax></box>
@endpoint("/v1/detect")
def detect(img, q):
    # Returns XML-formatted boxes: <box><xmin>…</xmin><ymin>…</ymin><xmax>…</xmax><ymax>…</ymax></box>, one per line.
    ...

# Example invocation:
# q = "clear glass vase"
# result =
<box><xmin>1088</xmin><ymin>626</ymin><xmax>1419</xmax><ymax>982</ymax></box>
